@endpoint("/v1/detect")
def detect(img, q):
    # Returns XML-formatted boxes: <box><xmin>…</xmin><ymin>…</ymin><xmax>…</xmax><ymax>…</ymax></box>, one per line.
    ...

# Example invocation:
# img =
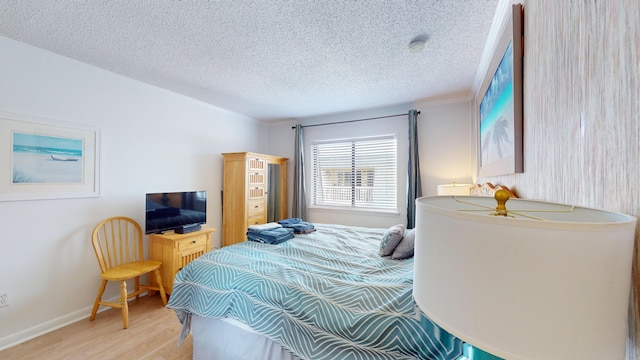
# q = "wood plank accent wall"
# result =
<box><xmin>475</xmin><ymin>1</ymin><xmax>640</xmax><ymax>357</ymax></box>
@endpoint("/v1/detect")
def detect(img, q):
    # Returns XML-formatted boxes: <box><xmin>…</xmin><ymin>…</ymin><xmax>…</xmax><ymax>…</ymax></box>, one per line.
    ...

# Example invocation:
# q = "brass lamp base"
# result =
<box><xmin>492</xmin><ymin>189</ymin><xmax>510</xmax><ymax>216</ymax></box>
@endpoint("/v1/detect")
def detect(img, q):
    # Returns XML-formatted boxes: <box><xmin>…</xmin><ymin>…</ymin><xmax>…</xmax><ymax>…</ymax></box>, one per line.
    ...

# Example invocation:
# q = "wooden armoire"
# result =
<box><xmin>221</xmin><ymin>152</ymin><xmax>288</xmax><ymax>246</ymax></box>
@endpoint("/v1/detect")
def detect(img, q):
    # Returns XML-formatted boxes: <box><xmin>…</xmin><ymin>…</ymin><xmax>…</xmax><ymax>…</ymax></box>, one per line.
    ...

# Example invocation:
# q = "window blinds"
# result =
<box><xmin>312</xmin><ymin>135</ymin><xmax>397</xmax><ymax>210</ymax></box>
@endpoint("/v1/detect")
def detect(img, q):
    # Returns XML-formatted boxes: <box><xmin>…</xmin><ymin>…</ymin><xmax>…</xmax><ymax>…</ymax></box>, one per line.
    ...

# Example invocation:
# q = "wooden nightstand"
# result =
<box><xmin>148</xmin><ymin>227</ymin><xmax>216</xmax><ymax>295</ymax></box>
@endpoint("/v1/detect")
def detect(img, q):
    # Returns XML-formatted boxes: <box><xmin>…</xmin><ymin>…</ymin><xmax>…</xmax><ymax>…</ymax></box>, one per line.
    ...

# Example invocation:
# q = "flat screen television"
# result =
<box><xmin>145</xmin><ymin>191</ymin><xmax>207</xmax><ymax>234</ymax></box>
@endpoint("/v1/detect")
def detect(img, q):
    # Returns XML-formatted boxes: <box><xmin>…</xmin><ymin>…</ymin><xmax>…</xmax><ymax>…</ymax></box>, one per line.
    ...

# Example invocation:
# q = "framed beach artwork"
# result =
<box><xmin>0</xmin><ymin>112</ymin><xmax>100</xmax><ymax>201</ymax></box>
<box><xmin>477</xmin><ymin>3</ymin><xmax>524</xmax><ymax>178</ymax></box>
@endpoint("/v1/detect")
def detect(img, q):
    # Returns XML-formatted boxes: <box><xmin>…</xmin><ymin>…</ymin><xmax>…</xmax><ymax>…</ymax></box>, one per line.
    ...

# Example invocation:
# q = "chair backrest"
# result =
<box><xmin>92</xmin><ymin>216</ymin><xmax>145</xmax><ymax>273</ymax></box>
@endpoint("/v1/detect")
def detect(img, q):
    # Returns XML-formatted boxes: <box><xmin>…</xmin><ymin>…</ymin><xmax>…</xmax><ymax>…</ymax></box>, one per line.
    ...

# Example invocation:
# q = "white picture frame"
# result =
<box><xmin>0</xmin><ymin>112</ymin><xmax>100</xmax><ymax>201</ymax></box>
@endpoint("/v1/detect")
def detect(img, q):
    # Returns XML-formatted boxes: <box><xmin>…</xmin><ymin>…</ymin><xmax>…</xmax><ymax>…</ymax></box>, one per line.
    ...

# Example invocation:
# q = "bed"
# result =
<box><xmin>166</xmin><ymin>184</ymin><xmax>514</xmax><ymax>360</ymax></box>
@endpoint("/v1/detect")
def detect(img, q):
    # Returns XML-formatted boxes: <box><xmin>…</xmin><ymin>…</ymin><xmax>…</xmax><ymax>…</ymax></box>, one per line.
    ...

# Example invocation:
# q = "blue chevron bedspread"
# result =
<box><xmin>167</xmin><ymin>223</ymin><xmax>463</xmax><ymax>360</ymax></box>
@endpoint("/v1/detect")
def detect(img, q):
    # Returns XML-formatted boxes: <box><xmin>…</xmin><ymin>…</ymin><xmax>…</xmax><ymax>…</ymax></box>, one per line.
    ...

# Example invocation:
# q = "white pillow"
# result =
<box><xmin>392</xmin><ymin>228</ymin><xmax>415</xmax><ymax>260</ymax></box>
<box><xmin>379</xmin><ymin>224</ymin><xmax>405</xmax><ymax>256</ymax></box>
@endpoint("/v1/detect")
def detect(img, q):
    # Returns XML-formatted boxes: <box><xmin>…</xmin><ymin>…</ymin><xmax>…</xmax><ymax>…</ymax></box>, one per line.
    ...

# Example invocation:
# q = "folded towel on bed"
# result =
<box><xmin>295</xmin><ymin>227</ymin><xmax>316</xmax><ymax>234</ymax></box>
<box><xmin>286</xmin><ymin>222</ymin><xmax>316</xmax><ymax>233</ymax></box>
<box><xmin>248</xmin><ymin>222</ymin><xmax>282</xmax><ymax>231</ymax></box>
<box><xmin>278</xmin><ymin>218</ymin><xmax>303</xmax><ymax>225</ymax></box>
<box><xmin>247</xmin><ymin>227</ymin><xmax>295</xmax><ymax>244</ymax></box>
<box><xmin>278</xmin><ymin>218</ymin><xmax>315</xmax><ymax>233</ymax></box>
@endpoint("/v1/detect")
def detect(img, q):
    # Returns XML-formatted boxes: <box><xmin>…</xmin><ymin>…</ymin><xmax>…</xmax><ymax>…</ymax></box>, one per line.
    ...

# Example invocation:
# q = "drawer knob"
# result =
<box><xmin>192</xmin><ymin>240</ymin><xmax>197</xmax><ymax>243</ymax></box>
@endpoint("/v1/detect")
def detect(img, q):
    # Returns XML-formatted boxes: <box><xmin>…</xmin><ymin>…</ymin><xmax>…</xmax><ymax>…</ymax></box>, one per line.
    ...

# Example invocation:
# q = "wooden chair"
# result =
<box><xmin>90</xmin><ymin>216</ymin><xmax>168</xmax><ymax>329</ymax></box>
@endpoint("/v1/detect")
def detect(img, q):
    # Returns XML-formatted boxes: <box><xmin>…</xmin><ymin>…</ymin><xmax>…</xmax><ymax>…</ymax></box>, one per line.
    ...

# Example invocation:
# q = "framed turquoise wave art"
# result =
<box><xmin>0</xmin><ymin>111</ymin><xmax>100</xmax><ymax>201</ymax></box>
<box><xmin>477</xmin><ymin>4</ymin><xmax>524</xmax><ymax>178</ymax></box>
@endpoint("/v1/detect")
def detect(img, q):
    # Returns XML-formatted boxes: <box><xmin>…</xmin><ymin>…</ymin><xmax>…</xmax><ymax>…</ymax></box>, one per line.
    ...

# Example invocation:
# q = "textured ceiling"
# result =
<box><xmin>0</xmin><ymin>0</ymin><xmax>500</xmax><ymax>121</ymax></box>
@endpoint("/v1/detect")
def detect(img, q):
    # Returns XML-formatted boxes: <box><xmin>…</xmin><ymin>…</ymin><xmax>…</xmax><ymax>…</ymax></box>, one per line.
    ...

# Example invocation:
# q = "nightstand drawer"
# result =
<box><xmin>178</xmin><ymin>234</ymin><xmax>207</xmax><ymax>251</ymax></box>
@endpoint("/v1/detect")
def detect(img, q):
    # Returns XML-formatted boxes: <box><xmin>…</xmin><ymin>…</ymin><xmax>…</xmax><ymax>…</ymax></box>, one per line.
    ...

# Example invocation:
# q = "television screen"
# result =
<box><xmin>145</xmin><ymin>191</ymin><xmax>207</xmax><ymax>234</ymax></box>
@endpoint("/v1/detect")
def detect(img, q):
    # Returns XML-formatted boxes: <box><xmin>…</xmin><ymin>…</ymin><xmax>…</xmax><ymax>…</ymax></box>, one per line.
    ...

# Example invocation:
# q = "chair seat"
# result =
<box><xmin>101</xmin><ymin>260</ymin><xmax>163</xmax><ymax>281</ymax></box>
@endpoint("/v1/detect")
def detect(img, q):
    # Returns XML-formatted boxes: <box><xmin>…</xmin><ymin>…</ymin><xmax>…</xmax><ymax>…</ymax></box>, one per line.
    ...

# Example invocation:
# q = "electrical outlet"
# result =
<box><xmin>0</xmin><ymin>290</ymin><xmax>10</xmax><ymax>308</ymax></box>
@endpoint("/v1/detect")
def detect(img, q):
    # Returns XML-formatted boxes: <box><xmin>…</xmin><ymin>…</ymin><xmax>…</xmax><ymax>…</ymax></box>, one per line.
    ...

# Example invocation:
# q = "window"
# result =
<box><xmin>312</xmin><ymin>135</ymin><xmax>397</xmax><ymax>210</ymax></box>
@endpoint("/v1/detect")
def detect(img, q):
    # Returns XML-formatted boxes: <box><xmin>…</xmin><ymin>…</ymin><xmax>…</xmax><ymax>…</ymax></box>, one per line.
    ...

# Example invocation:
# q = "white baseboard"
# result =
<box><xmin>0</xmin><ymin>294</ymin><xmax>138</xmax><ymax>351</ymax></box>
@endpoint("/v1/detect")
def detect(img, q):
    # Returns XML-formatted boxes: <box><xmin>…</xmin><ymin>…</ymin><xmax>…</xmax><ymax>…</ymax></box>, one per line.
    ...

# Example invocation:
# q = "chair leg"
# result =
<box><xmin>154</xmin><ymin>269</ymin><xmax>168</xmax><ymax>306</ymax></box>
<box><xmin>134</xmin><ymin>276</ymin><xmax>140</xmax><ymax>301</ymax></box>
<box><xmin>120</xmin><ymin>280</ymin><xmax>129</xmax><ymax>329</ymax></box>
<box><xmin>90</xmin><ymin>280</ymin><xmax>108</xmax><ymax>321</ymax></box>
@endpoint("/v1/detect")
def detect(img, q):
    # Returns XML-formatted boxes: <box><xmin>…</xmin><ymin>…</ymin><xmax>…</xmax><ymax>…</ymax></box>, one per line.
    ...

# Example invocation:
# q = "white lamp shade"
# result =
<box><xmin>437</xmin><ymin>183</ymin><xmax>472</xmax><ymax>196</ymax></box>
<box><xmin>413</xmin><ymin>195</ymin><xmax>636</xmax><ymax>360</ymax></box>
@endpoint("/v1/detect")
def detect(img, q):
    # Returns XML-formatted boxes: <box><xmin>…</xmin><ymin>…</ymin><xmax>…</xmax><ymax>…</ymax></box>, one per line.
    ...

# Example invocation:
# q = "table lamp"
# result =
<box><xmin>437</xmin><ymin>183</ymin><xmax>473</xmax><ymax>196</ymax></box>
<box><xmin>413</xmin><ymin>191</ymin><xmax>637</xmax><ymax>360</ymax></box>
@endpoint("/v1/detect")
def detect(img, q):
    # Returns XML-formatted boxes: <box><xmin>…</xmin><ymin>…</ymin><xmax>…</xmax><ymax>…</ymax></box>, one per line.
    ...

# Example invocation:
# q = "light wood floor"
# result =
<box><xmin>0</xmin><ymin>295</ymin><xmax>192</xmax><ymax>360</ymax></box>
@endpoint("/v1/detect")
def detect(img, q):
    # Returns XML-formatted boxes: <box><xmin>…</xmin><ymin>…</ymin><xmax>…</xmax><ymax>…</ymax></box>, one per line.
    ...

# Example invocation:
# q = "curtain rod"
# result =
<box><xmin>291</xmin><ymin>111</ymin><xmax>419</xmax><ymax>129</ymax></box>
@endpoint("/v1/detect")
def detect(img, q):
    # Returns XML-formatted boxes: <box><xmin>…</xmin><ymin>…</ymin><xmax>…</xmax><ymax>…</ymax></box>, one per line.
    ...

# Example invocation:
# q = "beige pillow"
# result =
<box><xmin>379</xmin><ymin>224</ymin><xmax>405</xmax><ymax>256</ymax></box>
<box><xmin>392</xmin><ymin>228</ymin><xmax>415</xmax><ymax>260</ymax></box>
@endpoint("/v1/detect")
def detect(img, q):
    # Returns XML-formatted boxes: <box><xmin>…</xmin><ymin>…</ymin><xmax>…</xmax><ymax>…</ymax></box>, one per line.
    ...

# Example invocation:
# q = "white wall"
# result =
<box><xmin>0</xmin><ymin>37</ymin><xmax>268</xmax><ymax>348</ymax></box>
<box><xmin>414</xmin><ymin>99</ymin><xmax>474</xmax><ymax>197</ymax></box>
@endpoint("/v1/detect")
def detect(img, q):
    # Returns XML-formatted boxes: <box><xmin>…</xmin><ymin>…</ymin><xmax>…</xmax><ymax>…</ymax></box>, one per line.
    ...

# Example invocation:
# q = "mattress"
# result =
<box><xmin>190</xmin><ymin>317</ymin><xmax>300</xmax><ymax>360</ymax></box>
